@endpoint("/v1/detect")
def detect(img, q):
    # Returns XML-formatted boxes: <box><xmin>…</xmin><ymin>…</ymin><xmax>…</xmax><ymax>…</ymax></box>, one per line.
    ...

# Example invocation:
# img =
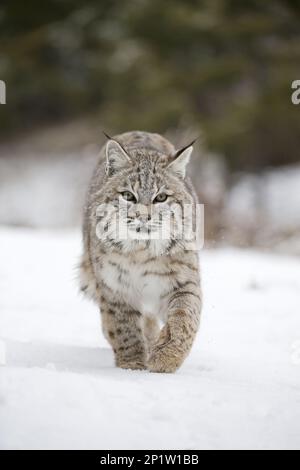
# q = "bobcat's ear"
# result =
<box><xmin>167</xmin><ymin>145</ymin><xmax>193</xmax><ymax>179</ymax></box>
<box><xmin>106</xmin><ymin>140</ymin><xmax>131</xmax><ymax>176</ymax></box>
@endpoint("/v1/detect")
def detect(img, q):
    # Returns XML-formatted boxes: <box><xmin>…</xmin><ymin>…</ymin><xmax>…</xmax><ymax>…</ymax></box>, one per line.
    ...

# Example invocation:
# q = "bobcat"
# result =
<box><xmin>80</xmin><ymin>131</ymin><xmax>202</xmax><ymax>373</ymax></box>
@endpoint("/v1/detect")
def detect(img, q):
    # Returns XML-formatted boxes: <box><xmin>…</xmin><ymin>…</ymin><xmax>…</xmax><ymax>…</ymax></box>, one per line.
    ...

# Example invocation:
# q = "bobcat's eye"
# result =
<box><xmin>121</xmin><ymin>191</ymin><xmax>136</xmax><ymax>202</ymax></box>
<box><xmin>154</xmin><ymin>193</ymin><xmax>168</xmax><ymax>203</ymax></box>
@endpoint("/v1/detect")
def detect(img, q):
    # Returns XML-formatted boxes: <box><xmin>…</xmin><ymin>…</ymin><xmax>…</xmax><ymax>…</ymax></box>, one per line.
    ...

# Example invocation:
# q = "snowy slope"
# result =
<box><xmin>0</xmin><ymin>228</ymin><xmax>299</xmax><ymax>450</ymax></box>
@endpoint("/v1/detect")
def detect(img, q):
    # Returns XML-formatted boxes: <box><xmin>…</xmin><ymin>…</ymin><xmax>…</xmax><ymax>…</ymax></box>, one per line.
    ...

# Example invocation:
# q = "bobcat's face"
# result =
<box><xmin>96</xmin><ymin>140</ymin><xmax>195</xmax><ymax>253</ymax></box>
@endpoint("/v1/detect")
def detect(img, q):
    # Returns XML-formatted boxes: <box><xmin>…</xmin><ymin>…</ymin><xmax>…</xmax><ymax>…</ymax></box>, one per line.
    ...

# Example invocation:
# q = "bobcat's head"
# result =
<box><xmin>96</xmin><ymin>138</ymin><xmax>196</xmax><ymax>254</ymax></box>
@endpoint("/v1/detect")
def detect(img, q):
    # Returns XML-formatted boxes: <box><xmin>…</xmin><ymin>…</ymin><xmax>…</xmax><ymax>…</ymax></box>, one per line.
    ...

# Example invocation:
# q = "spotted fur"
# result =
<box><xmin>80</xmin><ymin>131</ymin><xmax>202</xmax><ymax>373</ymax></box>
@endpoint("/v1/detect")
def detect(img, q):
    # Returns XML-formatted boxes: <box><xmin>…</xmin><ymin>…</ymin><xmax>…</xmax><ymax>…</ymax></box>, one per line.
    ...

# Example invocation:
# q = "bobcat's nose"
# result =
<box><xmin>137</xmin><ymin>213</ymin><xmax>151</xmax><ymax>223</ymax></box>
<box><xmin>133</xmin><ymin>205</ymin><xmax>151</xmax><ymax>224</ymax></box>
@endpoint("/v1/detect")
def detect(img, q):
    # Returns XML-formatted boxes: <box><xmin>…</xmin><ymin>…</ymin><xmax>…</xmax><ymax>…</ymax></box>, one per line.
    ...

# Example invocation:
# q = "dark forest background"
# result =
<box><xmin>1</xmin><ymin>0</ymin><xmax>300</xmax><ymax>170</ymax></box>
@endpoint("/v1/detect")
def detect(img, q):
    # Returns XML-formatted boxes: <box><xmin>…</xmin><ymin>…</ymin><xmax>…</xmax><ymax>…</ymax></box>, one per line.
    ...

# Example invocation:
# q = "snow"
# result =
<box><xmin>0</xmin><ymin>227</ymin><xmax>299</xmax><ymax>450</ymax></box>
<box><xmin>225</xmin><ymin>164</ymin><xmax>300</xmax><ymax>252</ymax></box>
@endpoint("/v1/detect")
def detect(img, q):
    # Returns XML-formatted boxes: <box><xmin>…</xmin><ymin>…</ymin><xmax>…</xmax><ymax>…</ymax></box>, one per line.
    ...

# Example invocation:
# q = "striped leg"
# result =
<box><xmin>101</xmin><ymin>298</ymin><xmax>147</xmax><ymax>370</ymax></box>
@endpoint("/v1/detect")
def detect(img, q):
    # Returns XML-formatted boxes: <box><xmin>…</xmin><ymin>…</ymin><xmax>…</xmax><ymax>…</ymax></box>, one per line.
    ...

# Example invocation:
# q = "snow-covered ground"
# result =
<box><xmin>0</xmin><ymin>227</ymin><xmax>299</xmax><ymax>450</ymax></box>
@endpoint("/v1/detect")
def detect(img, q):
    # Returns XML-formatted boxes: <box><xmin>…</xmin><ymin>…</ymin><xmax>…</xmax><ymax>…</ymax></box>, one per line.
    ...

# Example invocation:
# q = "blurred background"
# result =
<box><xmin>0</xmin><ymin>0</ymin><xmax>300</xmax><ymax>253</ymax></box>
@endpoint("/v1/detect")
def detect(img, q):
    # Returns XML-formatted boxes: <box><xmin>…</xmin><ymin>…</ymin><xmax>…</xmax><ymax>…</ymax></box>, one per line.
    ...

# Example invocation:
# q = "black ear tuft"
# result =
<box><xmin>103</xmin><ymin>131</ymin><xmax>113</xmax><ymax>141</ymax></box>
<box><xmin>173</xmin><ymin>137</ymin><xmax>198</xmax><ymax>159</ymax></box>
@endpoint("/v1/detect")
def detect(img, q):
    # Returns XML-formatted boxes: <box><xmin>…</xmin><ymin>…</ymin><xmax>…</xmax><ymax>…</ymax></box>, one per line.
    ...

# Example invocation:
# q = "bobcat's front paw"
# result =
<box><xmin>115</xmin><ymin>343</ymin><xmax>147</xmax><ymax>371</ymax></box>
<box><xmin>116</xmin><ymin>359</ymin><xmax>146</xmax><ymax>371</ymax></box>
<box><xmin>147</xmin><ymin>345</ymin><xmax>182</xmax><ymax>373</ymax></box>
<box><xmin>147</xmin><ymin>326</ymin><xmax>185</xmax><ymax>373</ymax></box>
<box><xmin>118</xmin><ymin>362</ymin><xmax>146</xmax><ymax>371</ymax></box>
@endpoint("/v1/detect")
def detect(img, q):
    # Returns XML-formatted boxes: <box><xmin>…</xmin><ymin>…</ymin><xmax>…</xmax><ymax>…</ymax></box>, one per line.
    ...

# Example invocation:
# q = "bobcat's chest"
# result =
<box><xmin>100</xmin><ymin>257</ymin><xmax>171</xmax><ymax>317</ymax></box>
